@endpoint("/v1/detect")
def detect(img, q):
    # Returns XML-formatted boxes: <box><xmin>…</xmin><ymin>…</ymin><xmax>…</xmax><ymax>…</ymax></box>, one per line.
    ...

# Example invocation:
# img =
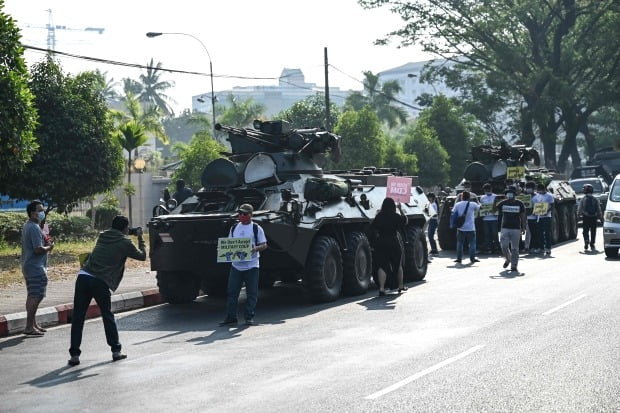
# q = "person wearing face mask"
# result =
<box><xmin>494</xmin><ymin>186</ymin><xmax>526</xmax><ymax>272</ymax></box>
<box><xmin>220</xmin><ymin>204</ymin><xmax>267</xmax><ymax>327</ymax></box>
<box><xmin>21</xmin><ymin>200</ymin><xmax>55</xmax><ymax>336</ymax></box>
<box><xmin>532</xmin><ymin>183</ymin><xmax>555</xmax><ymax>256</ymax></box>
<box><xmin>479</xmin><ymin>183</ymin><xmax>499</xmax><ymax>254</ymax></box>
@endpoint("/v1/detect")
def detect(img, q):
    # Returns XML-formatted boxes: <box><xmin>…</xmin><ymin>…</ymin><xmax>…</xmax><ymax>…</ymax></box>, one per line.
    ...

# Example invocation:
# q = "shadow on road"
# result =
<box><xmin>22</xmin><ymin>361</ymin><xmax>109</xmax><ymax>388</ymax></box>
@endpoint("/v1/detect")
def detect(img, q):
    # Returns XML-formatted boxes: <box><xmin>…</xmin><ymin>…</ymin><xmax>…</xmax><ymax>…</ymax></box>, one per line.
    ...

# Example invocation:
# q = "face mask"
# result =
<box><xmin>485</xmin><ymin>192</ymin><xmax>492</xmax><ymax>196</ymax></box>
<box><xmin>37</xmin><ymin>211</ymin><xmax>46</xmax><ymax>221</ymax></box>
<box><xmin>526</xmin><ymin>188</ymin><xmax>533</xmax><ymax>194</ymax></box>
<box><xmin>239</xmin><ymin>214</ymin><xmax>251</xmax><ymax>224</ymax></box>
<box><xmin>506</xmin><ymin>192</ymin><xmax>515</xmax><ymax>199</ymax></box>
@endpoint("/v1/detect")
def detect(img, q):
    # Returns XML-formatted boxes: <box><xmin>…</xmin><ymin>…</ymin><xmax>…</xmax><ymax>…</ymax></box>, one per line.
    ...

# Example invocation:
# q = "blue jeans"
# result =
<box><xmin>427</xmin><ymin>218</ymin><xmax>438</xmax><ymax>252</ymax></box>
<box><xmin>537</xmin><ymin>217</ymin><xmax>552</xmax><ymax>251</ymax></box>
<box><xmin>481</xmin><ymin>219</ymin><xmax>499</xmax><ymax>251</ymax></box>
<box><xmin>225</xmin><ymin>266</ymin><xmax>259</xmax><ymax>321</ymax></box>
<box><xmin>456</xmin><ymin>230</ymin><xmax>477</xmax><ymax>261</ymax></box>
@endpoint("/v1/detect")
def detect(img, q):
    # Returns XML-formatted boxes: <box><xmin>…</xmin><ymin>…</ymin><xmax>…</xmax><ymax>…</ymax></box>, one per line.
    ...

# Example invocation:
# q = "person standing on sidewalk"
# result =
<box><xmin>533</xmin><ymin>183</ymin><xmax>555</xmax><ymax>256</ymax></box>
<box><xmin>494</xmin><ymin>186</ymin><xmax>526</xmax><ymax>272</ymax></box>
<box><xmin>426</xmin><ymin>192</ymin><xmax>439</xmax><ymax>256</ymax></box>
<box><xmin>68</xmin><ymin>215</ymin><xmax>146</xmax><ymax>366</ymax></box>
<box><xmin>450</xmin><ymin>191</ymin><xmax>481</xmax><ymax>265</ymax></box>
<box><xmin>220</xmin><ymin>204</ymin><xmax>267</xmax><ymax>327</ymax></box>
<box><xmin>21</xmin><ymin>200</ymin><xmax>54</xmax><ymax>336</ymax></box>
<box><xmin>577</xmin><ymin>184</ymin><xmax>602</xmax><ymax>251</ymax></box>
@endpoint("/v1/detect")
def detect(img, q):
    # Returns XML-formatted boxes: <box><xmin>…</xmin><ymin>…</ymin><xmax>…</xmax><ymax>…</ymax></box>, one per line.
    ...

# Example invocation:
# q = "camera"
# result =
<box><xmin>128</xmin><ymin>226</ymin><xmax>142</xmax><ymax>236</ymax></box>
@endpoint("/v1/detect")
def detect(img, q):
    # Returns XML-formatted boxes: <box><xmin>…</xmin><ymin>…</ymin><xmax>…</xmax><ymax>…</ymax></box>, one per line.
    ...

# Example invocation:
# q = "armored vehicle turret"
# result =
<box><xmin>148</xmin><ymin>120</ymin><xmax>430</xmax><ymax>304</ymax></box>
<box><xmin>437</xmin><ymin>142</ymin><xmax>578</xmax><ymax>250</ymax></box>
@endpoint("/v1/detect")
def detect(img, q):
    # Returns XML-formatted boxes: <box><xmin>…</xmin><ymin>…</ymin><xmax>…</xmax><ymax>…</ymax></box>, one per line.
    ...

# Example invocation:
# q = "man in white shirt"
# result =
<box><xmin>479</xmin><ymin>183</ymin><xmax>499</xmax><ymax>254</ymax></box>
<box><xmin>220</xmin><ymin>204</ymin><xmax>267</xmax><ymax>326</ymax></box>
<box><xmin>532</xmin><ymin>183</ymin><xmax>555</xmax><ymax>256</ymax></box>
<box><xmin>450</xmin><ymin>191</ymin><xmax>481</xmax><ymax>264</ymax></box>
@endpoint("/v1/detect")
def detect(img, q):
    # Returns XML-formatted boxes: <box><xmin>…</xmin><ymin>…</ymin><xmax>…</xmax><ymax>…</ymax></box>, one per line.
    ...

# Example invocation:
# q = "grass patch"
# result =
<box><xmin>0</xmin><ymin>236</ymin><xmax>150</xmax><ymax>289</ymax></box>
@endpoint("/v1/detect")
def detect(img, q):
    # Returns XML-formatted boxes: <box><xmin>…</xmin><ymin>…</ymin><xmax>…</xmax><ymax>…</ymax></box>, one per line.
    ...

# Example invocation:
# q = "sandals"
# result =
<box><xmin>398</xmin><ymin>287</ymin><xmax>408</xmax><ymax>294</ymax></box>
<box><xmin>24</xmin><ymin>330</ymin><xmax>44</xmax><ymax>336</ymax></box>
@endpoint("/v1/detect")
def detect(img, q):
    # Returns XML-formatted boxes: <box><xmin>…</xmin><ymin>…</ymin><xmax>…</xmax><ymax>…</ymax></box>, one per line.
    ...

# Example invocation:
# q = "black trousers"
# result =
<box><xmin>582</xmin><ymin>216</ymin><xmax>598</xmax><ymax>245</ymax></box>
<box><xmin>69</xmin><ymin>275</ymin><xmax>121</xmax><ymax>356</ymax></box>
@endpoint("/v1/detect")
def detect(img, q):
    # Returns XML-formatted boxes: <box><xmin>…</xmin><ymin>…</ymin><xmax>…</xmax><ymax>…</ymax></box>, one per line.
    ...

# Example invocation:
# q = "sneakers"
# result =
<box><xmin>245</xmin><ymin>319</ymin><xmax>255</xmax><ymax>326</ymax></box>
<box><xmin>544</xmin><ymin>249</ymin><xmax>551</xmax><ymax>256</ymax></box>
<box><xmin>470</xmin><ymin>258</ymin><xmax>480</xmax><ymax>263</ymax></box>
<box><xmin>510</xmin><ymin>267</ymin><xmax>518</xmax><ymax>272</ymax></box>
<box><xmin>584</xmin><ymin>243</ymin><xmax>589</xmax><ymax>251</ymax></box>
<box><xmin>219</xmin><ymin>318</ymin><xmax>238</xmax><ymax>327</ymax></box>
<box><xmin>590</xmin><ymin>243</ymin><xmax>596</xmax><ymax>250</ymax></box>
<box><xmin>68</xmin><ymin>356</ymin><xmax>80</xmax><ymax>366</ymax></box>
<box><xmin>503</xmin><ymin>260</ymin><xmax>509</xmax><ymax>269</ymax></box>
<box><xmin>454</xmin><ymin>259</ymin><xmax>462</xmax><ymax>263</ymax></box>
<box><xmin>429</xmin><ymin>250</ymin><xmax>439</xmax><ymax>255</ymax></box>
<box><xmin>112</xmin><ymin>352</ymin><xmax>127</xmax><ymax>362</ymax></box>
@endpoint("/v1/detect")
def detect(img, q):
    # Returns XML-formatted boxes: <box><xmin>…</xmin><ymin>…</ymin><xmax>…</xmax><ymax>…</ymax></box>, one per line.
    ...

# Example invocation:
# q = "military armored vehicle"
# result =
<box><xmin>437</xmin><ymin>142</ymin><xmax>578</xmax><ymax>250</ymax></box>
<box><xmin>148</xmin><ymin>120</ymin><xmax>430</xmax><ymax>304</ymax></box>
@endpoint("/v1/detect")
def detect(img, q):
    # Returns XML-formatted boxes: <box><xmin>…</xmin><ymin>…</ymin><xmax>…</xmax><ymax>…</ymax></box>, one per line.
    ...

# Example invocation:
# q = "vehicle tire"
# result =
<box><xmin>551</xmin><ymin>206</ymin><xmax>560</xmax><ymax>245</ymax></box>
<box><xmin>567</xmin><ymin>203</ymin><xmax>578</xmax><ymax>239</ymax></box>
<box><xmin>437</xmin><ymin>202</ymin><xmax>456</xmax><ymax>251</ymax></box>
<box><xmin>342</xmin><ymin>231</ymin><xmax>372</xmax><ymax>296</ymax></box>
<box><xmin>303</xmin><ymin>235</ymin><xmax>343</xmax><ymax>302</ymax></box>
<box><xmin>558</xmin><ymin>204</ymin><xmax>570</xmax><ymax>241</ymax></box>
<box><xmin>157</xmin><ymin>271</ymin><xmax>200</xmax><ymax>304</ymax></box>
<box><xmin>604</xmin><ymin>247</ymin><xmax>619</xmax><ymax>258</ymax></box>
<box><xmin>201</xmin><ymin>271</ymin><xmax>229</xmax><ymax>298</ymax></box>
<box><xmin>403</xmin><ymin>226</ymin><xmax>428</xmax><ymax>281</ymax></box>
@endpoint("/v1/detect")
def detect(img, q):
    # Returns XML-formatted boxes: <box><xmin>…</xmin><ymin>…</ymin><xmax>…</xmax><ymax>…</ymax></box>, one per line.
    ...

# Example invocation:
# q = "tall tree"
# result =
<box><xmin>345</xmin><ymin>71</ymin><xmax>408</xmax><ymax>128</ymax></box>
<box><xmin>0</xmin><ymin>1</ymin><xmax>39</xmax><ymax>189</ymax></box>
<box><xmin>277</xmin><ymin>94</ymin><xmax>340</xmax><ymax>130</ymax></box>
<box><xmin>334</xmin><ymin>107</ymin><xmax>387</xmax><ymax>170</ymax></box>
<box><xmin>402</xmin><ymin>124</ymin><xmax>450</xmax><ymax>187</ymax></box>
<box><xmin>172</xmin><ymin>131</ymin><xmax>227</xmax><ymax>190</ymax></box>
<box><xmin>93</xmin><ymin>69</ymin><xmax>119</xmax><ymax>101</ymax></box>
<box><xmin>115</xmin><ymin>121</ymin><xmax>148</xmax><ymax>225</ymax></box>
<box><xmin>3</xmin><ymin>58</ymin><xmax>124</xmax><ymax>211</ymax></box>
<box><xmin>360</xmin><ymin>0</ymin><xmax>620</xmax><ymax>170</ymax></box>
<box><xmin>217</xmin><ymin>94</ymin><xmax>265</xmax><ymax>128</ymax></box>
<box><xmin>138</xmin><ymin>58</ymin><xmax>176</xmax><ymax>117</ymax></box>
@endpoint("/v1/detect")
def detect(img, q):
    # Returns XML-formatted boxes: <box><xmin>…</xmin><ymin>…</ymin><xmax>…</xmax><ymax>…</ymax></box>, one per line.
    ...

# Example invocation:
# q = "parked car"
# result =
<box><xmin>603</xmin><ymin>174</ymin><xmax>620</xmax><ymax>258</ymax></box>
<box><xmin>569</xmin><ymin>177</ymin><xmax>609</xmax><ymax>220</ymax></box>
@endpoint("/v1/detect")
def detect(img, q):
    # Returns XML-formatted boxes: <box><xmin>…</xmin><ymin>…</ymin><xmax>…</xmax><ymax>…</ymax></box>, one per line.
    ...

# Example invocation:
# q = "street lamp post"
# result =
<box><xmin>146</xmin><ymin>31</ymin><xmax>216</xmax><ymax>134</ymax></box>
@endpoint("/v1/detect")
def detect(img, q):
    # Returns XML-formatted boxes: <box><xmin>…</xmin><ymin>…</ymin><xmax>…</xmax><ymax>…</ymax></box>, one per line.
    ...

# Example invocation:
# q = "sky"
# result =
<box><xmin>4</xmin><ymin>0</ymin><xmax>432</xmax><ymax>114</ymax></box>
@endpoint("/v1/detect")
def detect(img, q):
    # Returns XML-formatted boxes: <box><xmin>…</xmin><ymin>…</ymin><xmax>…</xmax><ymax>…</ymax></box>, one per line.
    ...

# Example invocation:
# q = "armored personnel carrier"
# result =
<box><xmin>437</xmin><ymin>142</ymin><xmax>578</xmax><ymax>250</ymax></box>
<box><xmin>148</xmin><ymin>120</ymin><xmax>430</xmax><ymax>304</ymax></box>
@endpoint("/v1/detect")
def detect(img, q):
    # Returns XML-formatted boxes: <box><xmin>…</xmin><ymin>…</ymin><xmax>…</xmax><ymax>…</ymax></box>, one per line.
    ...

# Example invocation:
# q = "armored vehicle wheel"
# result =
<box><xmin>605</xmin><ymin>247</ymin><xmax>619</xmax><ymax>258</ymax></box>
<box><xmin>157</xmin><ymin>271</ymin><xmax>200</xmax><ymax>304</ymax></box>
<box><xmin>551</xmin><ymin>206</ymin><xmax>560</xmax><ymax>245</ymax></box>
<box><xmin>201</xmin><ymin>275</ymin><xmax>229</xmax><ymax>298</ymax></box>
<box><xmin>303</xmin><ymin>235</ymin><xmax>343</xmax><ymax>302</ymax></box>
<box><xmin>567</xmin><ymin>204</ymin><xmax>578</xmax><ymax>239</ymax></box>
<box><xmin>437</xmin><ymin>204</ymin><xmax>456</xmax><ymax>251</ymax></box>
<box><xmin>342</xmin><ymin>231</ymin><xmax>372</xmax><ymax>296</ymax></box>
<box><xmin>558</xmin><ymin>205</ymin><xmax>570</xmax><ymax>241</ymax></box>
<box><xmin>404</xmin><ymin>226</ymin><xmax>428</xmax><ymax>281</ymax></box>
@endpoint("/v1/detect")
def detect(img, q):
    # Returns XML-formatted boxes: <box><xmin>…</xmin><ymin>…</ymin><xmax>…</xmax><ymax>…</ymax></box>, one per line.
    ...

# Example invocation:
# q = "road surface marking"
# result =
<box><xmin>365</xmin><ymin>344</ymin><xmax>485</xmax><ymax>400</ymax></box>
<box><xmin>542</xmin><ymin>294</ymin><xmax>587</xmax><ymax>316</ymax></box>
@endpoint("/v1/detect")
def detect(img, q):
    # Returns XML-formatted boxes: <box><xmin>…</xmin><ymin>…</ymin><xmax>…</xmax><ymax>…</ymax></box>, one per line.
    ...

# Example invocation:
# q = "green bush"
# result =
<box><xmin>0</xmin><ymin>212</ymin><xmax>96</xmax><ymax>244</ymax></box>
<box><xmin>86</xmin><ymin>204</ymin><xmax>122</xmax><ymax>230</ymax></box>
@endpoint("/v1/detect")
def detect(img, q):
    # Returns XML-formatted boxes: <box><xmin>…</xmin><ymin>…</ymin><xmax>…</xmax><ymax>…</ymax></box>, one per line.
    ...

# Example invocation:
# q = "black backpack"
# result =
<box><xmin>229</xmin><ymin>222</ymin><xmax>259</xmax><ymax>244</ymax></box>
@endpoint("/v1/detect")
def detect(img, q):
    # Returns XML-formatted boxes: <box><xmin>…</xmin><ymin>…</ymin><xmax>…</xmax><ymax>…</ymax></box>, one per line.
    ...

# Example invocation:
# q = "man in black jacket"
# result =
<box><xmin>68</xmin><ymin>215</ymin><xmax>146</xmax><ymax>366</ymax></box>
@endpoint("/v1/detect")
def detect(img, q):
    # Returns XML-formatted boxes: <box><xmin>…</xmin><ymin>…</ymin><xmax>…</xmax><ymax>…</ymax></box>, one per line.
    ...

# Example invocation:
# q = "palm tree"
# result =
<box><xmin>122</xmin><ymin>77</ymin><xmax>143</xmax><ymax>96</ymax></box>
<box><xmin>345</xmin><ymin>71</ymin><xmax>409</xmax><ymax>128</ymax></box>
<box><xmin>93</xmin><ymin>69</ymin><xmax>119</xmax><ymax>101</ymax></box>
<box><xmin>138</xmin><ymin>58</ymin><xmax>176</xmax><ymax>117</ymax></box>
<box><xmin>217</xmin><ymin>94</ymin><xmax>265</xmax><ymax>128</ymax></box>
<box><xmin>115</xmin><ymin>121</ymin><xmax>148</xmax><ymax>226</ymax></box>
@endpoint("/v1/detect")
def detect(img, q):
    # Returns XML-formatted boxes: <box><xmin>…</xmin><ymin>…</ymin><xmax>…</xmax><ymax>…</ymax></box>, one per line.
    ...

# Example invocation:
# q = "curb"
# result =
<box><xmin>0</xmin><ymin>289</ymin><xmax>164</xmax><ymax>338</ymax></box>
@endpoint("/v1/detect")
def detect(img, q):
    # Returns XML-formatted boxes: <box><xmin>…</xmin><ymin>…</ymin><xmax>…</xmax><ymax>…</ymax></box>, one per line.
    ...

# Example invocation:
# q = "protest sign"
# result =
<box><xmin>516</xmin><ymin>194</ymin><xmax>532</xmax><ymax>208</ymax></box>
<box><xmin>533</xmin><ymin>202</ymin><xmax>548</xmax><ymax>216</ymax></box>
<box><xmin>506</xmin><ymin>166</ymin><xmax>525</xmax><ymax>180</ymax></box>
<box><xmin>478</xmin><ymin>203</ymin><xmax>497</xmax><ymax>217</ymax></box>
<box><xmin>217</xmin><ymin>237</ymin><xmax>252</xmax><ymax>263</ymax></box>
<box><xmin>386</xmin><ymin>176</ymin><xmax>412</xmax><ymax>203</ymax></box>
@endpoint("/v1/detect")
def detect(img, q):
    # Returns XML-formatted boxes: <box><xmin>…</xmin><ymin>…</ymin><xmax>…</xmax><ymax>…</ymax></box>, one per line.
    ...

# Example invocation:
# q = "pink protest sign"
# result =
<box><xmin>386</xmin><ymin>176</ymin><xmax>412</xmax><ymax>203</ymax></box>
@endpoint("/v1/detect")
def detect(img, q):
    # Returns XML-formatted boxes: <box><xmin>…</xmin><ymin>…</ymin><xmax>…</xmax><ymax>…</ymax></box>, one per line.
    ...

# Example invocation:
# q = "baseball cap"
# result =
<box><xmin>238</xmin><ymin>204</ymin><xmax>253</xmax><ymax>214</ymax></box>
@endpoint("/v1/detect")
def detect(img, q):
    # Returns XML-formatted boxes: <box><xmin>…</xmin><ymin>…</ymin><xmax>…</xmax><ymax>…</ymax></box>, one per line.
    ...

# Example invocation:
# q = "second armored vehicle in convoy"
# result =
<box><xmin>437</xmin><ymin>142</ymin><xmax>578</xmax><ymax>250</ymax></box>
<box><xmin>148</xmin><ymin>120</ymin><xmax>430</xmax><ymax>304</ymax></box>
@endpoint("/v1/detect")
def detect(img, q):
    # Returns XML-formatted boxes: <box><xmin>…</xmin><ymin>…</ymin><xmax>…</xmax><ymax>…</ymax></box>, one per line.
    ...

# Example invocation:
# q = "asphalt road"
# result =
<box><xmin>1</xmin><ymin>238</ymin><xmax>618</xmax><ymax>412</ymax></box>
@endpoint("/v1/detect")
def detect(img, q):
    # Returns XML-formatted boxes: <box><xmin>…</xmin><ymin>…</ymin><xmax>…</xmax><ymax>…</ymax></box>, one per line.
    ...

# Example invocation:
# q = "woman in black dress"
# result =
<box><xmin>371</xmin><ymin>197</ymin><xmax>408</xmax><ymax>296</ymax></box>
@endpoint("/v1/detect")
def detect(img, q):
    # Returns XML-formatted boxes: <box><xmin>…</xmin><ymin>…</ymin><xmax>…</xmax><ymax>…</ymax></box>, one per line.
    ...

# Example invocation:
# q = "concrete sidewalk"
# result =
<box><xmin>0</xmin><ymin>269</ymin><xmax>163</xmax><ymax>337</ymax></box>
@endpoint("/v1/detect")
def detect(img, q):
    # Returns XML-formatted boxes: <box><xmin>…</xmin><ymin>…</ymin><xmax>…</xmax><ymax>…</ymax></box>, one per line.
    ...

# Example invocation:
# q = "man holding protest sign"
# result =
<box><xmin>532</xmin><ymin>184</ymin><xmax>555</xmax><ymax>256</ymax></box>
<box><xmin>219</xmin><ymin>204</ymin><xmax>267</xmax><ymax>327</ymax></box>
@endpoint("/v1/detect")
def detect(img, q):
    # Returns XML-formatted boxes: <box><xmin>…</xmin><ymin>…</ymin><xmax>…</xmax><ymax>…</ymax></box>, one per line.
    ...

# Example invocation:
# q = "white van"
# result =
<box><xmin>603</xmin><ymin>174</ymin><xmax>620</xmax><ymax>258</ymax></box>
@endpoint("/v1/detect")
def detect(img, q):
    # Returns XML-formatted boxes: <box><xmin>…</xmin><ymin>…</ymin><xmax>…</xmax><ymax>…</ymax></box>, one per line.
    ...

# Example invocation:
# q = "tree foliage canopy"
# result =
<box><xmin>217</xmin><ymin>95</ymin><xmax>265</xmax><ymax>128</ymax></box>
<box><xmin>277</xmin><ymin>94</ymin><xmax>340</xmax><ymax>130</ymax></box>
<box><xmin>0</xmin><ymin>1</ymin><xmax>39</xmax><ymax>188</ymax></box>
<box><xmin>171</xmin><ymin>132</ymin><xmax>227</xmax><ymax>191</ymax></box>
<box><xmin>4</xmin><ymin>58</ymin><xmax>124</xmax><ymax>210</ymax></box>
<box><xmin>334</xmin><ymin>107</ymin><xmax>387</xmax><ymax>170</ymax></box>
<box><xmin>402</xmin><ymin>123</ymin><xmax>450</xmax><ymax>187</ymax></box>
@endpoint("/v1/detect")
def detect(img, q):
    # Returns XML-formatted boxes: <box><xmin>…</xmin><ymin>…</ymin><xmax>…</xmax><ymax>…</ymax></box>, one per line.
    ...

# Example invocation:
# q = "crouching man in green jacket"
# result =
<box><xmin>68</xmin><ymin>215</ymin><xmax>146</xmax><ymax>366</ymax></box>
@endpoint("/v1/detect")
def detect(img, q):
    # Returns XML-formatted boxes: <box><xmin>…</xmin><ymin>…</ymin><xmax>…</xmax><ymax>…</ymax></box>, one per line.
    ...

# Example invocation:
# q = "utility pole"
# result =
<box><xmin>324</xmin><ymin>47</ymin><xmax>331</xmax><ymax>131</ymax></box>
